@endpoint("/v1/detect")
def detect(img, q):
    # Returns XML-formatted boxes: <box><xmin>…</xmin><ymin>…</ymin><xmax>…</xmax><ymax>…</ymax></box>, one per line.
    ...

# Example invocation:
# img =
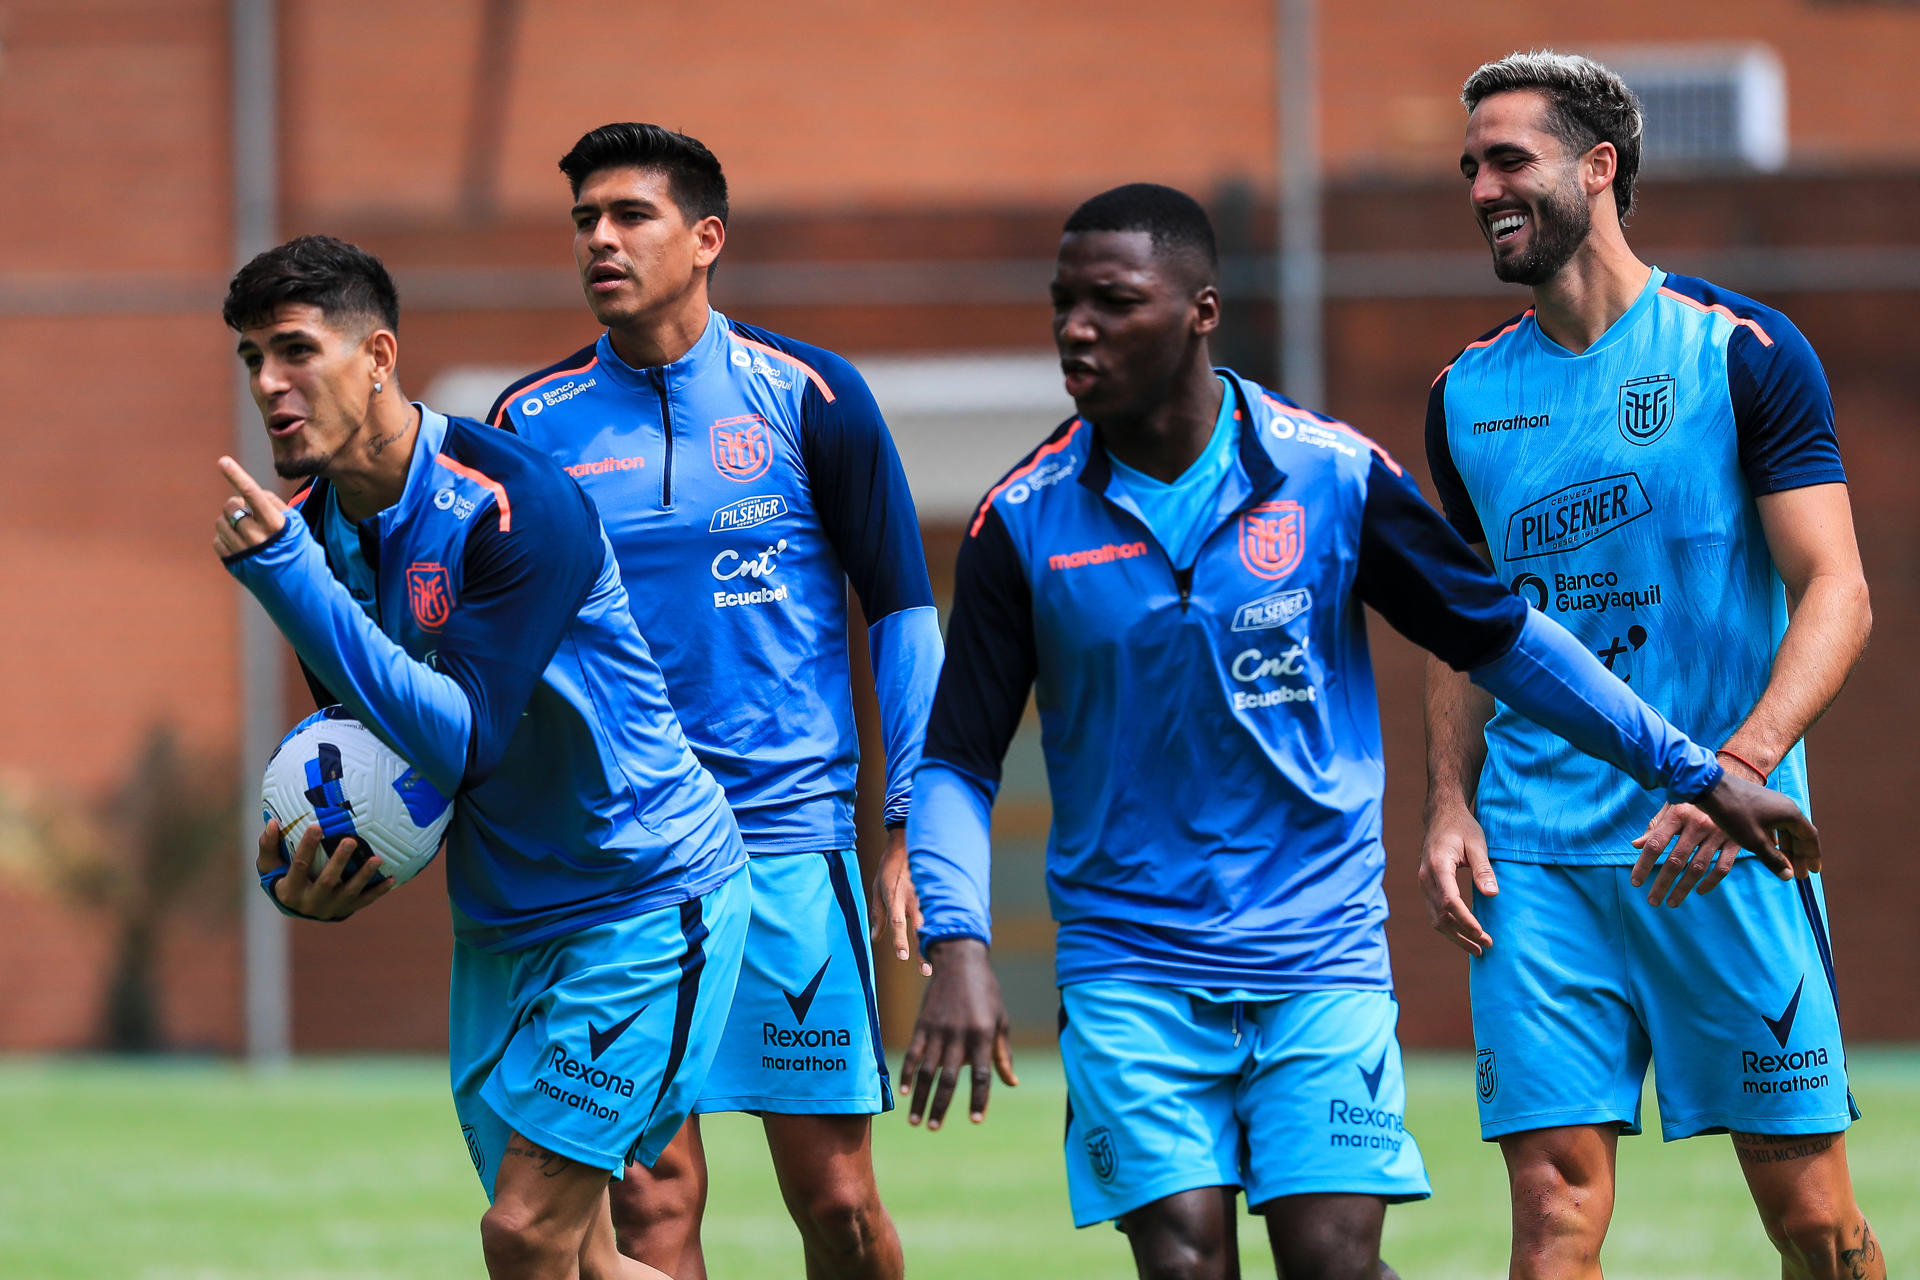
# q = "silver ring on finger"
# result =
<box><xmin>229</xmin><ymin>505</ymin><xmax>253</xmax><ymax>527</ymax></box>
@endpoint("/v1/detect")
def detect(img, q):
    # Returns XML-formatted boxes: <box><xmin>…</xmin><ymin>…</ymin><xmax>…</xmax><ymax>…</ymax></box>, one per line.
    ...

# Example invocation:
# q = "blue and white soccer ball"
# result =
<box><xmin>260</xmin><ymin>707</ymin><xmax>453</xmax><ymax>886</ymax></box>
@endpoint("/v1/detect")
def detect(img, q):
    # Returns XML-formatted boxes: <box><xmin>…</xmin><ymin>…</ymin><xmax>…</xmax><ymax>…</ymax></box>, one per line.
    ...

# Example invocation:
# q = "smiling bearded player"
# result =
<box><xmin>897</xmin><ymin>182</ymin><xmax>1822</xmax><ymax>1280</ymax></box>
<box><xmin>1421</xmin><ymin>51</ymin><xmax>1881</xmax><ymax>1280</ymax></box>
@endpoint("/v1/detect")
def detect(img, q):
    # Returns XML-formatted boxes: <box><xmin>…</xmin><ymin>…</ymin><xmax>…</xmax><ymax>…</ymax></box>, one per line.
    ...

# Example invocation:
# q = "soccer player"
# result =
<box><xmin>1421</xmin><ymin>52</ymin><xmax>1881</xmax><ymax>1280</ymax></box>
<box><xmin>214</xmin><ymin>235</ymin><xmax>750</xmax><ymax>1280</ymax></box>
<box><xmin>900</xmin><ymin>183</ymin><xmax>1819</xmax><ymax>1280</ymax></box>
<box><xmin>486</xmin><ymin>124</ymin><xmax>939</xmax><ymax>1280</ymax></box>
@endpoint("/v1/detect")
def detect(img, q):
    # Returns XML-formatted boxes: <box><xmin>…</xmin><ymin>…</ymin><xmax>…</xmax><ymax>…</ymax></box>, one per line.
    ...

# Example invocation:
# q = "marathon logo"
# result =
<box><xmin>1048</xmin><ymin>541</ymin><xmax>1147</xmax><ymax>572</ymax></box>
<box><xmin>1742</xmin><ymin>1046</ymin><xmax>1832</xmax><ymax>1095</ymax></box>
<box><xmin>1328</xmin><ymin>1098</ymin><xmax>1406</xmax><ymax>1152</ymax></box>
<box><xmin>710</xmin><ymin>494</ymin><xmax>788</xmax><ymax>532</ymax></box>
<box><xmin>1472</xmin><ymin>412</ymin><xmax>1549</xmax><ymax>434</ymax></box>
<box><xmin>565</xmin><ymin>455</ymin><xmax>644</xmax><ymax>478</ymax></box>
<box><xmin>1504</xmin><ymin>473</ymin><xmax>1651</xmax><ymax>561</ymax></box>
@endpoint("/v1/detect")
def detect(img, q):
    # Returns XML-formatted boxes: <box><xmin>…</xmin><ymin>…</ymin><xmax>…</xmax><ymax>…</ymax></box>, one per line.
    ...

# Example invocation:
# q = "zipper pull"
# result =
<box><xmin>1174</xmin><ymin>566</ymin><xmax>1194</xmax><ymax>611</ymax></box>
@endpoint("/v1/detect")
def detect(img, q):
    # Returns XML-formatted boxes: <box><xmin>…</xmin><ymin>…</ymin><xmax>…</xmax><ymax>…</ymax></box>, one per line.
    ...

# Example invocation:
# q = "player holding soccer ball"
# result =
<box><xmin>1421</xmin><ymin>52</ymin><xmax>1882</xmax><ymax>1279</ymax></box>
<box><xmin>488</xmin><ymin>124</ymin><xmax>940</xmax><ymax>1280</ymax></box>
<box><xmin>214</xmin><ymin>234</ymin><xmax>748</xmax><ymax>1280</ymax></box>
<box><xmin>900</xmin><ymin>184</ymin><xmax>1820</xmax><ymax>1280</ymax></box>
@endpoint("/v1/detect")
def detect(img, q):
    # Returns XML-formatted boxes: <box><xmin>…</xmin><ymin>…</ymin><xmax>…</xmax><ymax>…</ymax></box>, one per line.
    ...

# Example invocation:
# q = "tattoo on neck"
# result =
<box><xmin>368</xmin><ymin>425</ymin><xmax>405</xmax><ymax>457</ymax></box>
<box><xmin>1730</xmin><ymin>1130</ymin><xmax>1838</xmax><ymax>1164</ymax></box>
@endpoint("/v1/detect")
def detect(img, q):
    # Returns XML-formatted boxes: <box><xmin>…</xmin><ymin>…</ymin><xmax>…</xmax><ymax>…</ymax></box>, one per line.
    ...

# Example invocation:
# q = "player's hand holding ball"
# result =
<box><xmin>212</xmin><ymin>456</ymin><xmax>289</xmax><ymax>558</ymax></box>
<box><xmin>257</xmin><ymin>819</ymin><xmax>394</xmax><ymax>920</ymax></box>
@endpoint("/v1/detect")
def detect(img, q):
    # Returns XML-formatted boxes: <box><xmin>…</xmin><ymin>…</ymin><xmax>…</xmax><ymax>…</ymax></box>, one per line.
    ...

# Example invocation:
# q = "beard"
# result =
<box><xmin>1492</xmin><ymin>177</ymin><xmax>1591</xmax><ymax>286</ymax></box>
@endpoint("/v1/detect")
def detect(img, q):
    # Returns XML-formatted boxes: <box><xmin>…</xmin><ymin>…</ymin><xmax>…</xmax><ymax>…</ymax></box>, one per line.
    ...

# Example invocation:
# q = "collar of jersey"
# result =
<box><xmin>1077</xmin><ymin>370</ymin><xmax>1284</xmax><ymax>510</ymax></box>
<box><xmin>306</xmin><ymin>401</ymin><xmax>450</xmax><ymax>539</ymax></box>
<box><xmin>1526</xmin><ymin>265</ymin><xmax>1667</xmax><ymax>360</ymax></box>
<box><xmin>591</xmin><ymin>307</ymin><xmax>728</xmax><ymax>391</ymax></box>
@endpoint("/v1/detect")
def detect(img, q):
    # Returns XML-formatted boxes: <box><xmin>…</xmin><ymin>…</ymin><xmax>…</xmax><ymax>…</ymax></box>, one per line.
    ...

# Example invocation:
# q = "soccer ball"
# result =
<box><xmin>260</xmin><ymin>706</ymin><xmax>453</xmax><ymax>886</ymax></box>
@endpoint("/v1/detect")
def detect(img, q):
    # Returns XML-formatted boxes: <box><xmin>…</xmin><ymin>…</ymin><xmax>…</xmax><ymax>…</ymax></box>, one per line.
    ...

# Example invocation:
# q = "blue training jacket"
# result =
<box><xmin>487</xmin><ymin>309</ymin><xmax>941</xmax><ymax>854</ymax></box>
<box><xmin>909</xmin><ymin>371</ymin><xmax>1723</xmax><ymax>993</ymax></box>
<box><xmin>226</xmin><ymin>406</ymin><xmax>745</xmax><ymax>953</ymax></box>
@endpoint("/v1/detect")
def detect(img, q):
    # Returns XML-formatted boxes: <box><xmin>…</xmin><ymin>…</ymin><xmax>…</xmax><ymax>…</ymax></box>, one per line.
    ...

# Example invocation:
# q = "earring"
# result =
<box><xmin>373</xmin><ymin>382</ymin><xmax>384</xmax><ymax>393</ymax></box>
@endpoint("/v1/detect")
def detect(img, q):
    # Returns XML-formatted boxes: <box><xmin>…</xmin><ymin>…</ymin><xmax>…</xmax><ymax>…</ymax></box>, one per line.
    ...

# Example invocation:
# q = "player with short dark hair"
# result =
<box><xmin>216</xmin><ymin>233</ymin><xmax>749</xmax><ymax>1280</ymax></box>
<box><xmin>901</xmin><ymin>182</ymin><xmax>1819</xmax><ymax>1280</ymax></box>
<box><xmin>488</xmin><ymin>124</ymin><xmax>939</xmax><ymax>1280</ymax></box>
<box><xmin>1423</xmin><ymin>50</ymin><xmax>1882</xmax><ymax>1279</ymax></box>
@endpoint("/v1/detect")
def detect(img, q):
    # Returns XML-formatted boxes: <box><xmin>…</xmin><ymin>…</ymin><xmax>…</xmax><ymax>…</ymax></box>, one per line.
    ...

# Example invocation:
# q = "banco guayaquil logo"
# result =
<box><xmin>1617</xmin><ymin>374</ymin><xmax>1676</xmax><ymax>446</ymax></box>
<box><xmin>1476</xmin><ymin>1048</ymin><xmax>1498</xmax><ymax>1102</ymax></box>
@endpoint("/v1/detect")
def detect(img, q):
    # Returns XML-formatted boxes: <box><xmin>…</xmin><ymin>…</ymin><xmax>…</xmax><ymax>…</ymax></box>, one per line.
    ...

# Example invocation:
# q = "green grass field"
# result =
<box><xmin>0</xmin><ymin>1050</ymin><xmax>1914</xmax><ymax>1279</ymax></box>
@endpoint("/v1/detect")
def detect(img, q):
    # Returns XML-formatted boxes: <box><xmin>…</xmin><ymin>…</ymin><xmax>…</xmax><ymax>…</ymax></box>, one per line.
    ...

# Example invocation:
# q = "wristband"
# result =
<box><xmin>1714</xmin><ymin>747</ymin><xmax>1768</xmax><ymax>785</ymax></box>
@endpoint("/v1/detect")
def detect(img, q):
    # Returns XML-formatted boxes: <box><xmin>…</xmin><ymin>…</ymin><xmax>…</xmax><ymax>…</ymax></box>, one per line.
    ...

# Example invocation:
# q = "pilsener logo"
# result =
<box><xmin>1504</xmin><ymin>473</ymin><xmax>1651</xmax><ymax>561</ymax></box>
<box><xmin>1048</xmin><ymin>541</ymin><xmax>1147</xmax><ymax>572</ymax></box>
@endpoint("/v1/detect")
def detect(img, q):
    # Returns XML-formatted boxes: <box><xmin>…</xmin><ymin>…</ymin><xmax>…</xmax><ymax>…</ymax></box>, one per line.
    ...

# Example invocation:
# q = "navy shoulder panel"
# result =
<box><xmin>485</xmin><ymin>342</ymin><xmax>600</xmax><ymax>430</ymax></box>
<box><xmin>1439</xmin><ymin>309</ymin><xmax>1534</xmax><ymax>375</ymax></box>
<box><xmin>439</xmin><ymin>416</ymin><xmax>599</xmax><ymax>533</ymax></box>
<box><xmin>965</xmin><ymin>416</ymin><xmax>1089</xmax><ymax>539</ymax></box>
<box><xmin>723</xmin><ymin>318</ymin><xmax>866</xmax><ymax>404</ymax></box>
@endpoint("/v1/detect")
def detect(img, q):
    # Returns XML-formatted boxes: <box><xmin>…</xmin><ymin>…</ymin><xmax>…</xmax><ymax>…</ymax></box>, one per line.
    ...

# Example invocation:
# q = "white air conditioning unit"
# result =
<box><xmin>1597</xmin><ymin>43</ymin><xmax>1788</xmax><ymax>172</ymax></box>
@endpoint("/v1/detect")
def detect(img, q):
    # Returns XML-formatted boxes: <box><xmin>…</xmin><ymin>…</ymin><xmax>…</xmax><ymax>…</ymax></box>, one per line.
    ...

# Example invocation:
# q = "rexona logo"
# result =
<box><xmin>710</xmin><ymin>494</ymin><xmax>788</xmax><ymax>533</ymax></box>
<box><xmin>537</xmin><ymin>1043</ymin><xmax>636</xmax><ymax>1123</ymax></box>
<box><xmin>1504</xmin><ymin>473</ymin><xmax>1651</xmax><ymax>561</ymax></box>
<box><xmin>1231</xmin><ymin>587</ymin><xmax>1312</xmax><ymax>633</ymax></box>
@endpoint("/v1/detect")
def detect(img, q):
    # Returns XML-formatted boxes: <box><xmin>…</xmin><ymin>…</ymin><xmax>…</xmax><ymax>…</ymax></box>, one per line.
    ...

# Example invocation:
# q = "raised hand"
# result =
<box><xmin>212</xmin><ymin>456</ymin><xmax>290</xmax><ymax>558</ymax></box>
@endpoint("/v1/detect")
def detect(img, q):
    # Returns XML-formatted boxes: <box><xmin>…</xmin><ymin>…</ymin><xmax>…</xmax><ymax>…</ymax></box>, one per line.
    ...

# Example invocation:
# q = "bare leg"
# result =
<box><xmin>763</xmin><ymin>1113</ymin><xmax>903</xmax><ymax>1280</ymax></box>
<box><xmin>608</xmin><ymin>1117</ymin><xmax>707</xmax><ymax>1279</ymax></box>
<box><xmin>1732</xmin><ymin>1131</ymin><xmax>1884</xmax><ymax>1280</ymax></box>
<box><xmin>1119</xmin><ymin>1185</ymin><xmax>1242</xmax><ymax>1280</ymax></box>
<box><xmin>1258</xmin><ymin>1193</ymin><xmax>1387</xmax><ymax>1280</ymax></box>
<box><xmin>1500</xmin><ymin>1124</ymin><xmax>1618</xmax><ymax>1280</ymax></box>
<box><xmin>483</xmin><ymin>1130</ymin><xmax>672</xmax><ymax>1280</ymax></box>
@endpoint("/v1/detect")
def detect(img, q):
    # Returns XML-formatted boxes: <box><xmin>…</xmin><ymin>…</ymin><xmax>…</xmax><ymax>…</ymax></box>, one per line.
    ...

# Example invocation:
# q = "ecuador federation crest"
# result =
<box><xmin>1476</xmin><ymin>1047</ymin><xmax>1498</xmax><ymax>1102</ymax></box>
<box><xmin>1617</xmin><ymin>374</ymin><xmax>1676</xmax><ymax>446</ymax></box>
<box><xmin>710</xmin><ymin>413</ymin><xmax>774</xmax><ymax>482</ymax></box>
<box><xmin>1084</xmin><ymin>1125</ymin><xmax>1117</xmax><ymax>1183</ymax></box>
<box><xmin>1239</xmin><ymin>500</ymin><xmax>1306</xmax><ymax>581</ymax></box>
<box><xmin>407</xmin><ymin>562</ymin><xmax>454</xmax><ymax>631</ymax></box>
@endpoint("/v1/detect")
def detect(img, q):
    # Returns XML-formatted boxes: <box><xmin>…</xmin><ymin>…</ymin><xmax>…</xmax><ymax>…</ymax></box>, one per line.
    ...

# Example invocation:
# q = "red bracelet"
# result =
<box><xmin>1715</xmin><ymin>748</ymin><xmax>1769</xmax><ymax>784</ymax></box>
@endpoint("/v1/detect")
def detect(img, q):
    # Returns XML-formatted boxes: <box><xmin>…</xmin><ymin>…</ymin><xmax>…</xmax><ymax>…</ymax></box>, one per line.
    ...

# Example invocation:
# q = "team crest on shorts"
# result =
<box><xmin>711</xmin><ymin>414</ymin><xmax>774</xmax><ymax>482</ymax></box>
<box><xmin>1085</xmin><ymin>1125</ymin><xmax>1118</xmax><ymax>1183</ymax></box>
<box><xmin>407</xmin><ymin>562</ymin><xmax>453</xmax><ymax>631</ymax></box>
<box><xmin>1617</xmin><ymin>374</ymin><xmax>1676</xmax><ymax>446</ymax></box>
<box><xmin>462</xmin><ymin>1123</ymin><xmax>485</xmax><ymax>1178</ymax></box>
<box><xmin>1476</xmin><ymin>1047</ymin><xmax>1498</xmax><ymax>1102</ymax></box>
<box><xmin>1239</xmin><ymin>501</ymin><xmax>1306</xmax><ymax>580</ymax></box>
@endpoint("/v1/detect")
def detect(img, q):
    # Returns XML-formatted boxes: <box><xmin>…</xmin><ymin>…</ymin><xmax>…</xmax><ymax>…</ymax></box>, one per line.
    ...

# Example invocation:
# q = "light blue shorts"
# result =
<box><xmin>449</xmin><ymin>868</ymin><xmax>748</xmax><ymax>1194</ymax></box>
<box><xmin>1471</xmin><ymin>858</ymin><xmax>1857</xmax><ymax>1142</ymax></box>
<box><xmin>695</xmin><ymin>849</ymin><xmax>892</xmax><ymax>1115</ymax></box>
<box><xmin>1059</xmin><ymin>981</ymin><xmax>1430</xmax><ymax>1228</ymax></box>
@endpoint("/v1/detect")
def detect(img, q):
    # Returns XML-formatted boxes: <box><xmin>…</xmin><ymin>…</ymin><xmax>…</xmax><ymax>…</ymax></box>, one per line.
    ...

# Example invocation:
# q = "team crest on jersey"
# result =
<box><xmin>1239</xmin><ymin>500</ymin><xmax>1305</xmax><ymax>580</ymax></box>
<box><xmin>711</xmin><ymin>414</ymin><xmax>774</xmax><ymax>482</ymax></box>
<box><xmin>1476</xmin><ymin>1048</ymin><xmax>1498</xmax><ymax>1101</ymax></box>
<box><xmin>407</xmin><ymin>562</ymin><xmax>453</xmax><ymax>631</ymax></box>
<box><xmin>1617</xmin><ymin>374</ymin><xmax>1676</xmax><ymax>446</ymax></box>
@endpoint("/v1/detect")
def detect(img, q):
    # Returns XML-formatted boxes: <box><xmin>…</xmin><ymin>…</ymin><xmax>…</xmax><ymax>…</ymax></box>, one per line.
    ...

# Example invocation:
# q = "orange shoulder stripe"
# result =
<box><xmin>970</xmin><ymin>419</ymin><xmax>1086</xmax><ymax>538</ymax></box>
<box><xmin>729</xmin><ymin>332</ymin><xmax>836</xmax><ymax>403</ymax></box>
<box><xmin>435</xmin><ymin>455</ymin><xmax>512</xmax><ymax>532</ymax></box>
<box><xmin>1434</xmin><ymin>310</ymin><xmax>1536</xmax><ymax>386</ymax></box>
<box><xmin>1262</xmin><ymin>397</ymin><xmax>1403</xmax><ymax>476</ymax></box>
<box><xmin>1657</xmin><ymin>287</ymin><xmax>1774</xmax><ymax>347</ymax></box>
<box><xmin>493</xmin><ymin>357</ymin><xmax>599</xmax><ymax>426</ymax></box>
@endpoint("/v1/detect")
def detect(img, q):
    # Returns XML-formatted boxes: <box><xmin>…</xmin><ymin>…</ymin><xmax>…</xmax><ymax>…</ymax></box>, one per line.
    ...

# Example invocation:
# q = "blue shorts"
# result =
<box><xmin>449</xmin><ymin>868</ymin><xmax>748</xmax><ymax>1193</ymax></box>
<box><xmin>695</xmin><ymin>849</ymin><xmax>892</xmax><ymax>1115</ymax></box>
<box><xmin>1471</xmin><ymin>859</ymin><xmax>1858</xmax><ymax>1142</ymax></box>
<box><xmin>1059</xmin><ymin>981</ymin><xmax>1430</xmax><ymax>1228</ymax></box>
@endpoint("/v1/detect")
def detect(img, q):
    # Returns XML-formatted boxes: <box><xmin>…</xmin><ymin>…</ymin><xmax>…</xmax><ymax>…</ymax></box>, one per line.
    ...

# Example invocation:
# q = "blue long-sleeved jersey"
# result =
<box><xmin>487</xmin><ymin>309</ymin><xmax>941</xmax><ymax>853</ymax></box>
<box><xmin>226</xmin><ymin>405</ymin><xmax>745</xmax><ymax>952</ymax></box>
<box><xmin>910</xmin><ymin>371</ymin><xmax>1721</xmax><ymax>992</ymax></box>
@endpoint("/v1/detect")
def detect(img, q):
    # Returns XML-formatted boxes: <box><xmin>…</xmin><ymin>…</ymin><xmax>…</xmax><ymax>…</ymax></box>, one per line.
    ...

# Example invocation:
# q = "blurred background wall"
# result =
<box><xmin>1</xmin><ymin>0</ymin><xmax>1915</xmax><ymax>1056</ymax></box>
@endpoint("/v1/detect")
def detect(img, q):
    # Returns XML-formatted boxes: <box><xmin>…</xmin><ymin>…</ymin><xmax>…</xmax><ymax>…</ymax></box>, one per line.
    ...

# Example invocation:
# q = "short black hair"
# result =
<box><xmin>1063</xmin><ymin>183</ymin><xmax>1218</xmax><ymax>283</ymax></box>
<box><xmin>1462</xmin><ymin>51</ymin><xmax>1645</xmax><ymax>220</ymax></box>
<box><xmin>558</xmin><ymin>123</ymin><xmax>729</xmax><ymax>226</ymax></box>
<box><xmin>222</xmin><ymin>234</ymin><xmax>400</xmax><ymax>334</ymax></box>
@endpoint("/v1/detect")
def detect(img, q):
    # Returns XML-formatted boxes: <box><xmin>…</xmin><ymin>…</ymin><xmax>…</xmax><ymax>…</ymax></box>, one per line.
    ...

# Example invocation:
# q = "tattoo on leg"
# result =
<box><xmin>1730</xmin><ymin>1131</ymin><xmax>1838</xmax><ymax>1165</ymax></box>
<box><xmin>1840</xmin><ymin>1219</ymin><xmax>1880</xmax><ymax>1280</ymax></box>
<box><xmin>504</xmin><ymin>1139</ymin><xmax>570</xmax><ymax>1179</ymax></box>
